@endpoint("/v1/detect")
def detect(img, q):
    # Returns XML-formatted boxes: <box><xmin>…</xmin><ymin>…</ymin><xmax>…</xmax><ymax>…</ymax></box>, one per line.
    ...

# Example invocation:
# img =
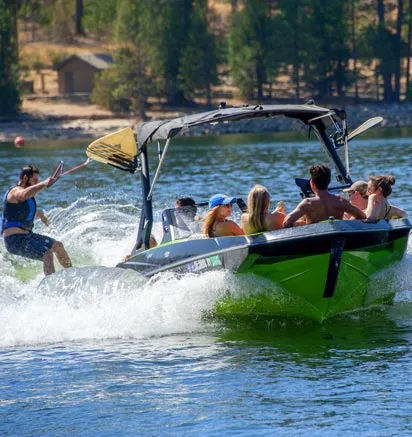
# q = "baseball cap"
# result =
<box><xmin>342</xmin><ymin>180</ymin><xmax>368</xmax><ymax>197</ymax></box>
<box><xmin>208</xmin><ymin>194</ymin><xmax>237</xmax><ymax>209</ymax></box>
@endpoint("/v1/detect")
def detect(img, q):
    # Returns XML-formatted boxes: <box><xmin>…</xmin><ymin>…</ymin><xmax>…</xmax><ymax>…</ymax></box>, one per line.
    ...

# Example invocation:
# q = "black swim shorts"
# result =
<box><xmin>4</xmin><ymin>233</ymin><xmax>55</xmax><ymax>261</ymax></box>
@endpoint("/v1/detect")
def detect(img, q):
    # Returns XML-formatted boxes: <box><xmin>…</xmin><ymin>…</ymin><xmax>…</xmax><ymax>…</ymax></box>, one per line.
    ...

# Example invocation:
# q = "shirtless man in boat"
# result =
<box><xmin>1</xmin><ymin>164</ymin><xmax>72</xmax><ymax>276</ymax></box>
<box><xmin>283</xmin><ymin>164</ymin><xmax>366</xmax><ymax>227</ymax></box>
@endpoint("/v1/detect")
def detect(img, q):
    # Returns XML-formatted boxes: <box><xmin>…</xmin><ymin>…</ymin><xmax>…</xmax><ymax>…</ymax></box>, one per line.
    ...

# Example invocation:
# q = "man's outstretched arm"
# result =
<box><xmin>9</xmin><ymin>177</ymin><xmax>56</xmax><ymax>202</ymax></box>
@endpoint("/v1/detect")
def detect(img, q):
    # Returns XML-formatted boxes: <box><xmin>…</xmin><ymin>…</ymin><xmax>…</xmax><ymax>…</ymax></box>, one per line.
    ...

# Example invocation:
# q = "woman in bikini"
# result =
<box><xmin>241</xmin><ymin>184</ymin><xmax>286</xmax><ymax>235</ymax></box>
<box><xmin>365</xmin><ymin>175</ymin><xmax>407</xmax><ymax>220</ymax></box>
<box><xmin>203</xmin><ymin>194</ymin><xmax>244</xmax><ymax>237</ymax></box>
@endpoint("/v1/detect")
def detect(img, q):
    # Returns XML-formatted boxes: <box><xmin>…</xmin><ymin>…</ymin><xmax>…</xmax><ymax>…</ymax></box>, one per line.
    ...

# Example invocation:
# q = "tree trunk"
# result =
<box><xmin>293</xmin><ymin>64</ymin><xmax>300</xmax><ymax>100</ymax></box>
<box><xmin>139</xmin><ymin>104</ymin><xmax>147</xmax><ymax>121</ymax></box>
<box><xmin>377</xmin><ymin>0</ymin><xmax>394</xmax><ymax>102</ymax></box>
<box><xmin>351</xmin><ymin>0</ymin><xmax>359</xmax><ymax>103</ymax></box>
<box><xmin>256</xmin><ymin>61</ymin><xmax>265</xmax><ymax>101</ymax></box>
<box><xmin>40</xmin><ymin>72</ymin><xmax>46</xmax><ymax>93</ymax></box>
<box><xmin>318</xmin><ymin>60</ymin><xmax>328</xmax><ymax>99</ymax></box>
<box><xmin>292</xmin><ymin>8</ymin><xmax>300</xmax><ymax>100</ymax></box>
<box><xmin>375</xmin><ymin>70</ymin><xmax>380</xmax><ymax>100</ymax></box>
<box><xmin>406</xmin><ymin>0</ymin><xmax>412</xmax><ymax>98</ymax></box>
<box><xmin>206</xmin><ymin>83</ymin><xmax>211</xmax><ymax>106</ymax></box>
<box><xmin>394</xmin><ymin>0</ymin><xmax>404</xmax><ymax>102</ymax></box>
<box><xmin>75</xmin><ymin>0</ymin><xmax>84</xmax><ymax>35</ymax></box>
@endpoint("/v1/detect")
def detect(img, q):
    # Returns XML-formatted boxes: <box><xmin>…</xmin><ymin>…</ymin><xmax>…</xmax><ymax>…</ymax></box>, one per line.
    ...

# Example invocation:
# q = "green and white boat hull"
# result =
<box><xmin>216</xmin><ymin>237</ymin><xmax>408</xmax><ymax>322</ymax></box>
<box><xmin>118</xmin><ymin>219</ymin><xmax>411</xmax><ymax>322</ymax></box>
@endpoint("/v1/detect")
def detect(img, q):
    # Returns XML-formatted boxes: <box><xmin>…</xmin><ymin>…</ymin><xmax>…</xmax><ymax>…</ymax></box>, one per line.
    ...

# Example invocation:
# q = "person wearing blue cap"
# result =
<box><xmin>203</xmin><ymin>194</ymin><xmax>244</xmax><ymax>238</ymax></box>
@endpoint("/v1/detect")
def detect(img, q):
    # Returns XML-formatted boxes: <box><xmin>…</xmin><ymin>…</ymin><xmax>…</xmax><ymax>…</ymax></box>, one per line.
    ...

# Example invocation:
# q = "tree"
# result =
<box><xmin>277</xmin><ymin>0</ymin><xmax>313</xmax><ymax>100</ymax></box>
<box><xmin>92</xmin><ymin>0</ymin><xmax>157</xmax><ymax>118</ymax></box>
<box><xmin>0</xmin><ymin>0</ymin><xmax>20</xmax><ymax>116</ymax></box>
<box><xmin>178</xmin><ymin>2</ymin><xmax>218</xmax><ymax>105</ymax></box>
<box><xmin>303</xmin><ymin>0</ymin><xmax>352</xmax><ymax>99</ymax></box>
<box><xmin>92</xmin><ymin>45</ymin><xmax>153</xmax><ymax>119</ymax></box>
<box><xmin>361</xmin><ymin>0</ymin><xmax>405</xmax><ymax>102</ymax></box>
<box><xmin>82</xmin><ymin>0</ymin><xmax>119</xmax><ymax>39</ymax></box>
<box><xmin>228</xmin><ymin>0</ymin><xmax>275</xmax><ymax>100</ymax></box>
<box><xmin>115</xmin><ymin>0</ymin><xmax>219</xmax><ymax>106</ymax></box>
<box><xmin>155</xmin><ymin>0</ymin><xmax>194</xmax><ymax>105</ymax></box>
<box><xmin>51</xmin><ymin>0</ymin><xmax>73</xmax><ymax>42</ymax></box>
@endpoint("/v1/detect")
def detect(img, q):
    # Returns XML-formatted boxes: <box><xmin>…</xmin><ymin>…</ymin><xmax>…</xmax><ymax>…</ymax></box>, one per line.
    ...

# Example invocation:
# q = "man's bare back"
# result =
<box><xmin>284</xmin><ymin>164</ymin><xmax>366</xmax><ymax>228</ymax></box>
<box><xmin>284</xmin><ymin>192</ymin><xmax>366</xmax><ymax>227</ymax></box>
<box><xmin>302</xmin><ymin>193</ymin><xmax>362</xmax><ymax>223</ymax></box>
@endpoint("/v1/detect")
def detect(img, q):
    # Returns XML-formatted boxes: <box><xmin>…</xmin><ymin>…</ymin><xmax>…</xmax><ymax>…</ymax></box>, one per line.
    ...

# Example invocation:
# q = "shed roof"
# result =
<box><xmin>57</xmin><ymin>53</ymin><xmax>113</xmax><ymax>71</ymax></box>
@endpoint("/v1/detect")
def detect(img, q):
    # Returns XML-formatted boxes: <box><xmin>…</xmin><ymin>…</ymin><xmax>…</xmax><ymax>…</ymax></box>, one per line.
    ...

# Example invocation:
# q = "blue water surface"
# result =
<box><xmin>1</xmin><ymin>131</ymin><xmax>412</xmax><ymax>436</ymax></box>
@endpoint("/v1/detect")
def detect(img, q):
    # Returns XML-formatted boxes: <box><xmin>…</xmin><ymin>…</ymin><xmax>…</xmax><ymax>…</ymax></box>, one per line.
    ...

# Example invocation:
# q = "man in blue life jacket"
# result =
<box><xmin>1</xmin><ymin>165</ymin><xmax>72</xmax><ymax>276</ymax></box>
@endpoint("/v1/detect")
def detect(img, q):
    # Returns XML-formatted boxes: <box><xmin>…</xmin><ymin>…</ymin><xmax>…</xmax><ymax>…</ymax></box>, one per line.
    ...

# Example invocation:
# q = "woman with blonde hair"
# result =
<box><xmin>365</xmin><ymin>175</ymin><xmax>407</xmax><ymax>220</ymax></box>
<box><xmin>203</xmin><ymin>194</ymin><xmax>244</xmax><ymax>237</ymax></box>
<box><xmin>241</xmin><ymin>184</ymin><xmax>286</xmax><ymax>235</ymax></box>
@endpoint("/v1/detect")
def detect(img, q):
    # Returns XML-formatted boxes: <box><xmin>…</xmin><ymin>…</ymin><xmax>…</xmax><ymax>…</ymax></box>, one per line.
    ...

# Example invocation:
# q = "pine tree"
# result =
<box><xmin>92</xmin><ymin>0</ymin><xmax>156</xmax><ymax>118</ymax></box>
<box><xmin>0</xmin><ymin>0</ymin><xmax>20</xmax><ymax>116</ymax></box>
<box><xmin>83</xmin><ymin>0</ymin><xmax>119</xmax><ymax>39</ymax></box>
<box><xmin>155</xmin><ymin>0</ymin><xmax>194</xmax><ymax>105</ymax></box>
<box><xmin>178</xmin><ymin>1</ymin><xmax>218</xmax><ymax>105</ymax></box>
<box><xmin>277</xmin><ymin>0</ymin><xmax>312</xmax><ymax>100</ymax></box>
<box><xmin>303</xmin><ymin>0</ymin><xmax>352</xmax><ymax>99</ymax></box>
<box><xmin>228</xmin><ymin>0</ymin><xmax>274</xmax><ymax>100</ymax></box>
<box><xmin>360</xmin><ymin>0</ymin><xmax>404</xmax><ymax>102</ymax></box>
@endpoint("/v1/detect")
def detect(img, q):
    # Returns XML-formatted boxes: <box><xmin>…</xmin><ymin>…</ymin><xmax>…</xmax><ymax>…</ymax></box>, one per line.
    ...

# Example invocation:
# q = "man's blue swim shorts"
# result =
<box><xmin>4</xmin><ymin>233</ymin><xmax>55</xmax><ymax>260</ymax></box>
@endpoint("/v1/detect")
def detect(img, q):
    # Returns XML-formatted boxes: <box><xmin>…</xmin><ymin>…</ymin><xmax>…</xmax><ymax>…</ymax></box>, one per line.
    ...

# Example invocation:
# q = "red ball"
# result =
<box><xmin>14</xmin><ymin>136</ymin><xmax>25</xmax><ymax>148</ymax></box>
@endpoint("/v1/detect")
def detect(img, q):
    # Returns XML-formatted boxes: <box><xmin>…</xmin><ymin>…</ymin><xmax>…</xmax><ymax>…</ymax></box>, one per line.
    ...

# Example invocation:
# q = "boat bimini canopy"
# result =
<box><xmin>136</xmin><ymin>103</ymin><xmax>344</xmax><ymax>150</ymax></box>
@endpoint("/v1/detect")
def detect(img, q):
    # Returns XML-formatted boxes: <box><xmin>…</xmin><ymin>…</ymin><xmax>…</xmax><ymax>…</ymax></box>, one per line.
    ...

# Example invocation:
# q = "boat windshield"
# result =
<box><xmin>161</xmin><ymin>206</ymin><xmax>204</xmax><ymax>243</ymax></box>
<box><xmin>160</xmin><ymin>199</ymin><xmax>247</xmax><ymax>243</ymax></box>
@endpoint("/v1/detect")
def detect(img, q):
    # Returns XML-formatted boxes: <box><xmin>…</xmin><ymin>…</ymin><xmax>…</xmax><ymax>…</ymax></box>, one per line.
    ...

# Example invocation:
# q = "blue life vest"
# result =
<box><xmin>1</xmin><ymin>188</ymin><xmax>37</xmax><ymax>234</ymax></box>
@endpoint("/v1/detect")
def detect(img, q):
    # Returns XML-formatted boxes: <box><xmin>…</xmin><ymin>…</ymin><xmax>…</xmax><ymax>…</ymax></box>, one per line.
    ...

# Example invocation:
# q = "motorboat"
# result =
<box><xmin>85</xmin><ymin>102</ymin><xmax>411</xmax><ymax>322</ymax></box>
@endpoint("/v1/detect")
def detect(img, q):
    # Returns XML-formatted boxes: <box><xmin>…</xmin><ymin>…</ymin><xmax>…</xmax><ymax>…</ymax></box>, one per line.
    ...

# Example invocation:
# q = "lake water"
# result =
<box><xmin>1</xmin><ymin>131</ymin><xmax>412</xmax><ymax>436</ymax></box>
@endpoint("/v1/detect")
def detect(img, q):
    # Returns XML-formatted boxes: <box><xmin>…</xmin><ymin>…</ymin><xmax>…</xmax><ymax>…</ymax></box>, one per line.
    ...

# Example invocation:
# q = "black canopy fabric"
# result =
<box><xmin>136</xmin><ymin>103</ymin><xmax>341</xmax><ymax>150</ymax></box>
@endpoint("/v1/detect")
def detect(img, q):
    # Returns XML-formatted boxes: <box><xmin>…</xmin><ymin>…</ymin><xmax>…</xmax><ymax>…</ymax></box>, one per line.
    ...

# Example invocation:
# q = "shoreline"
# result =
<box><xmin>1</xmin><ymin>102</ymin><xmax>412</xmax><ymax>142</ymax></box>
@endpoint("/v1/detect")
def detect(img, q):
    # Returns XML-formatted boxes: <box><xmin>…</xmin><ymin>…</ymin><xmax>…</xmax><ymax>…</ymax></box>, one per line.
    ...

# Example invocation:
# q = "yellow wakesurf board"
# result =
<box><xmin>86</xmin><ymin>127</ymin><xmax>138</xmax><ymax>172</ymax></box>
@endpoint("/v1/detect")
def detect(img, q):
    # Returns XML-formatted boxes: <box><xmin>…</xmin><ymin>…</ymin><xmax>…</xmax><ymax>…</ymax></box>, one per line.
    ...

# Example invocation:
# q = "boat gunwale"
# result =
<box><xmin>120</xmin><ymin>219</ymin><xmax>411</xmax><ymax>276</ymax></box>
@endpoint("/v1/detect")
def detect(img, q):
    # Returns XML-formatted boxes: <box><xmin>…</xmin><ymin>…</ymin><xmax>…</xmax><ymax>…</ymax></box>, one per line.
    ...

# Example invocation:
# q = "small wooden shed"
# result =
<box><xmin>57</xmin><ymin>53</ymin><xmax>113</xmax><ymax>94</ymax></box>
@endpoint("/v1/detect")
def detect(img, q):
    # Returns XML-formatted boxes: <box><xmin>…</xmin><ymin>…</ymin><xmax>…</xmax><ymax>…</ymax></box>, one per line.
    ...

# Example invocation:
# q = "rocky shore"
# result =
<box><xmin>1</xmin><ymin>102</ymin><xmax>412</xmax><ymax>143</ymax></box>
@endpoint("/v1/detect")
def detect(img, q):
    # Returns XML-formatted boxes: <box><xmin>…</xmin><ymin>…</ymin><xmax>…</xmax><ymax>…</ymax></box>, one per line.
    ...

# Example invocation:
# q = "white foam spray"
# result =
<box><xmin>0</xmin><ymin>266</ymin><xmax>234</xmax><ymax>347</ymax></box>
<box><xmin>1</xmin><ymin>195</ymin><xmax>412</xmax><ymax>347</ymax></box>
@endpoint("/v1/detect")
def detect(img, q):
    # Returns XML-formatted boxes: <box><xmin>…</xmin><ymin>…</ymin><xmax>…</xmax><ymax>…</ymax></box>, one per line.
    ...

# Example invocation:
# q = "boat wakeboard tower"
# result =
<box><xmin>85</xmin><ymin>103</ymin><xmax>384</xmax><ymax>250</ymax></box>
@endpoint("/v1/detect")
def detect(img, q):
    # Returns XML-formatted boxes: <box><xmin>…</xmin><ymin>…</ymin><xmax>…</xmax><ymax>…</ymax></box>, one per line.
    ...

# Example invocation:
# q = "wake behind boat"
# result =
<box><xmin>87</xmin><ymin>102</ymin><xmax>411</xmax><ymax>322</ymax></box>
